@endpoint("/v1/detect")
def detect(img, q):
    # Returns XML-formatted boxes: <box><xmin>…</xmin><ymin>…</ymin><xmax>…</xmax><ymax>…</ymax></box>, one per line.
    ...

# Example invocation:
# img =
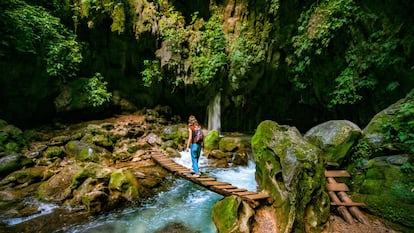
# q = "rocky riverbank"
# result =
<box><xmin>0</xmin><ymin>106</ymin><xmax>253</xmax><ymax>232</ymax></box>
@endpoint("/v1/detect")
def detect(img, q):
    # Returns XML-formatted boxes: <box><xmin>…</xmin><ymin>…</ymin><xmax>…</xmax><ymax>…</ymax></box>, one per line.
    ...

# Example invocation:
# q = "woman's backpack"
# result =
<box><xmin>192</xmin><ymin>127</ymin><xmax>204</xmax><ymax>144</ymax></box>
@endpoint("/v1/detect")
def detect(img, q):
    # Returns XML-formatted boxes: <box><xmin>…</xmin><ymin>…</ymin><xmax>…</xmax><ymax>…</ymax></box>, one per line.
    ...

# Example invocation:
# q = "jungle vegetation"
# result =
<box><xmin>0</xmin><ymin>0</ymin><xmax>413</xmax><ymax>134</ymax></box>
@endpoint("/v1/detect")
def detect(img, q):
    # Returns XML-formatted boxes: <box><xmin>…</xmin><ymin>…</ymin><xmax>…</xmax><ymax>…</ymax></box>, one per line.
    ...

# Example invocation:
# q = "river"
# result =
<box><xmin>2</xmin><ymin>151</ymin><xmax>257</xmax><ymax>233</ymax></box>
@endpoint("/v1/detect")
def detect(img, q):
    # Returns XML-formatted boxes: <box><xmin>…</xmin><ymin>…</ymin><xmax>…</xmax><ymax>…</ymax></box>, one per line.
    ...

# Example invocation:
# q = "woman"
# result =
<box><xmin>186</xmin><ymin>115</ymin><xmax>204</xmax><ymax>177</ymax></box>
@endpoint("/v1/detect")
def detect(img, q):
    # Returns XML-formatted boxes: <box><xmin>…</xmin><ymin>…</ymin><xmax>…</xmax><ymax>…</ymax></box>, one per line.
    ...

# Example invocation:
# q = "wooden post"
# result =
<box><xmin>337</xmin><ymin>192</ymin><xmax>369</xmax><ymax>224</ymax></box>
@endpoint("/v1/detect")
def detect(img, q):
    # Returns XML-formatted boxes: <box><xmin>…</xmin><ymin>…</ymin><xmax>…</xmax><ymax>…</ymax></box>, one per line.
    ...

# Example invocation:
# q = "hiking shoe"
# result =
<box><xmin>192</xmin><ymin>173</ymin><xmax>201</xmax><ymax>178</ymax></box>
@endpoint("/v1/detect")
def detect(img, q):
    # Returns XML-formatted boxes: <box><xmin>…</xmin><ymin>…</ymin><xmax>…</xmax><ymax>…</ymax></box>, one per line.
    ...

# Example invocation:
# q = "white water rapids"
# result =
<box><xmin>59</xmin><ymin>151</ymin><xmax>257</xmax><ymax>233</ymax></box>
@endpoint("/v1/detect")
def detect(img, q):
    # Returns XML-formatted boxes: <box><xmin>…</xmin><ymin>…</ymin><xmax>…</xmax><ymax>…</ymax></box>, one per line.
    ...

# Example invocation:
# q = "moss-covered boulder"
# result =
<box><xmin>232</xmin><ymin>150</ymin><xmax>249</xmax><ymax>166</ymax></box>
<box><xmin>49</xmin><ymin>135</ymin><xmax>73</xmax><ymax>146</ymax></box>
<box><xmin>353</xmin><ymin>89</ymin><xmax>414</xmax><ymax>161</ymax></box>
<box><xmin>212</xmin><ymin>196</ymin><xmax>254</xmax><ymax>233</ymax></box>
<box><xmin>0</xmin><ymin>153</ymin><xmax>32</xmax><ymax>178</ymax></box>
<box><xmin>43</xmin><ymin>146</ymin><xmax>65</xmax><ymax>158</ymax></box>
<box><xmin>160</xmin><ymin>125</ymin><xmax>187</xmax><ymax>149</ymax></box>
<box><xmin>0</xmin><ymin>121</ymin><xmax>26</xmax><ymax>154</ymax></box>
<box><xmin>108</xmin><ymin>169</ymin><xmax>140</xmax><ymax>201</ymax></box>
<box><xmin>346</xmin><ymin>90</ymin><xmax>414</xmax><ymax>230</ymax></box>
<box><xmin>304</xmin><ymin>120</ymin><xmax>362</xmax><ymax>165</ymax></box>
<box><xmin>351</xmin><ymin>154</ymin><xmax>414</xmax><ymax>230</ymax></box>
<box><xmin>219</xmin><ymin>136</ymin><xmax>248</xmax><ymax>152</ymax></box>
<box><xmin>38</xmin><ymin>163</ymin><xmax>83</xmax><ymax>202</ymax></box>
<box><xmin>69</xmin><ymin>163</ymin><xmax>113</xmax><ymax>212</ymax></box>
<box><xmin>204</xmin><ymin>130</ymin><xmax>220</xmax><ymax>151</ymax></box>
<box><xmin>64</xmin><ymin>140</ymin><xmax>112</xmax><ymax>164</ymax></box>
<box><xmin>70</xmin><ymin>162</ymin><xmax>113</xmax><ymax>190</ymax></box>
<box><xmin>91</xmin><ymin>134</ymin><xmax>114</xmax><ymax>148</ymax></box>
<box><xmin>0</xmin><ymin>166</ymin><xmax>47</xmax><ymax>187</ymax></box>
<box><xmin>251</xmin><ymin>120</ymin><xmax>329</xmax><ymax>233</ymax></box>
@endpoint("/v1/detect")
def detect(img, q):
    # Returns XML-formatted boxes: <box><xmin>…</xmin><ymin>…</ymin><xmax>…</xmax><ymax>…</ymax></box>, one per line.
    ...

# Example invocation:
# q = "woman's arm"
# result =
<box><xmin>186</xmin><ymin>127</ymin><xmax>192</xmax><ymax>151</ymax></box>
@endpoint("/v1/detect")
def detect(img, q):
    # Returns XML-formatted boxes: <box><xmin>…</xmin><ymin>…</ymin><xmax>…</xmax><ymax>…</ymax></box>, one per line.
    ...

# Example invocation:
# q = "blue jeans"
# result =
<box><xmin>190</xmin><ymin>143</ymin><xmax>202</xmax><ymax>173</ymax></box>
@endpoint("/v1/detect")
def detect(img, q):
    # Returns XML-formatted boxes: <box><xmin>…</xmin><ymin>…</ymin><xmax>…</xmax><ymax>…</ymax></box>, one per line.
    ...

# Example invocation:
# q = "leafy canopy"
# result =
<box><xmin>0</xmin><ymin>0</ymin><xmax>82</xmax><ymax>79</ymax></box>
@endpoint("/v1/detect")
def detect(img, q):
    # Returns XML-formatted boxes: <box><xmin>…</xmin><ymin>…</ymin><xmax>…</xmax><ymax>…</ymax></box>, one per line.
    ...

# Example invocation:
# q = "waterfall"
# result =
<box><xmin>207</xmin><ymin>92</ymin><xmax>221</xmax><ymax>132</ymax></box>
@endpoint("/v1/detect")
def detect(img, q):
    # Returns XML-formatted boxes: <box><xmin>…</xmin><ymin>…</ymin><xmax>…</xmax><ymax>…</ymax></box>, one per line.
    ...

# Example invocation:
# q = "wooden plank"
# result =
<box><xmin>216</xmin><ymin>185</ymin><xmax>238</xmax><ymax>189</ymax></box>
<box><xmin>325</xmin><ymin>170</ymin><xmax>350</xmax><ymax>177</ymax></box>
<box><xmin>172</xmin><ymin>168</ymin><xmax>191</xmax><ymax>172</ymax></box>
<box><xmin>243</xmin><ymin>193</ymin><xmax>269</xmax><ymax>200</ymax></box>
<box><xmin>235</xmin><ymin>191</ymin><xmax>257</xmax><ymax>196</ymax></box>
<box><xmin>226</xmin><ymin>188</ymin><xmax>248</xmax><ymax>193</ymax></box>
<box><xmin>197</xmin><ymin>177</ymin><xmax>216</xmax><ymax>181</ymax></box>
<box><xmin>331</xmin><ymin>202</ymin><xmax>365</xmax><ymax>206</ymax></box>
<box><xmin>154</xmin><ymin>158</ymin><xmax>174</xmax><ymax>163</ymax></box>
<box><xmin>168</xmin><ymin>165</ymin><xmax>187</xmax><ymax>169</ymax></box>
<box><xmin>201</xmin><ymin>181</ymin><xmax>231</xmax><ymax>186</ymax></box>
<box><xmin>159</xmin><ymin>160</ymin><xmax>178</xmax><ymax>164</ymax></box>
<box><xmin>177</xmin><ymin>170</ymin><xmax>192</xmax><ymax>173</ymax></box>
<box><xmin>326</xmin><ymin>183</ymin><xmax>349</xmax><ymax>192</ymax></box>
<box><xmin>162</xmin><ymin>164</ymin><xmax>186</xmax><ymax>169</ymax></box>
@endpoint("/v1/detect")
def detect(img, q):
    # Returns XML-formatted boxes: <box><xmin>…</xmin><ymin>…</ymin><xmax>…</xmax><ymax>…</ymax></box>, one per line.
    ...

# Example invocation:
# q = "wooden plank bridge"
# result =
<box><xmin>151</xmin><ymin>152</ymin><xmax>270</xmax><ymax>208</ymax></box>
<box><xmin>151</xmin><ymin>152</ymin><xmax>368</xmax><ymax>223</ymax></box>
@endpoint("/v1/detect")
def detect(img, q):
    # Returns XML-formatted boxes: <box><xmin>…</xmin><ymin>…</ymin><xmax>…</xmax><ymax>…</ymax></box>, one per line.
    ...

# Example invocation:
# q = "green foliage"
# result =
<box><xmin>84</xmin><ymin>73</ymin><xmax>112</xmax><ymax>107</ymax></box>
<box><xmin>144</xmin><ymin>8</ymin><xmax>227</xmax><ymax>87</ymax></box>
<box><xmin>382</xmin><ymin>90</ymin><xmax>414</xmax><ymax>153</ymax></box>
<box><xmin>111</xmin><ymin>3</ymin><xmax>126</xmax><ymax>33</ymax></box>
<box><xmin>290</xmin><ymin>0</ymin><xmax>407</xmax><ymax>108</ymax></box>
<box><xmin>228</xmin><ymin>19</ymin><xmax>270</xmax><ymax>90</ymax></box>
<box><xmin>329</xmin><ymin>26</ymin><xmax>402</xmax><ymax>107</ymax></box>
<box><xmin>401</xmin><ymin>163</ymin><xmax>414</xmax><ymax>174</ymax></box>
<box><xmin>141</xmin><ymin>59</ymin><xmax>162</xmax><ymax>87</ymax></box>
<box><xmin>46</xmin><ymin>38</ymin><xmax>83</xmax><ymax>78</ymax></box>
<box><xmin>329</xmin><ymin>67</ymin><xmax>364</xmax><ymax>106</ymax></box>
<box><xmin>71</xmin><ymin>0</ymin><xmax>128</xmax><ymax>34</ymax></box>
<box><xmin>291</xmin><ymin>0</ymin><xmax>358</xmax><ymax>90</ymax></box>
<box><xmin>268</xmin><ymin>0</ymin><xmax>280</xmax><ymax>15</ymax></box>
<box><xmin>1</xmin><ymin>0</ymin><xmax>82</xmax><ymax>79</ymax></box>
<box><xmin>190</xmin><ymin>13</ymin><xmax>227</xmax><ymax>86</ymax></box>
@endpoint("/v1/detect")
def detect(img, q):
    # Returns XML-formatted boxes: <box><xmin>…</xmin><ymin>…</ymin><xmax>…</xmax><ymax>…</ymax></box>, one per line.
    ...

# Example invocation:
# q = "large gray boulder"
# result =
<box><xmin>304</xmin><ymin>120</ymin><xmax>362</xmax><ymax>165</ymax></box>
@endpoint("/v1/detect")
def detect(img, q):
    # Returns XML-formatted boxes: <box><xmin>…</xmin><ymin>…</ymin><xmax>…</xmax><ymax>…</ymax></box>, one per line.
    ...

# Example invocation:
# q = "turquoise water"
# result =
<box><xmin>4</xmin><ymin>152</ymin><xmax>257</xmax><ymax>233</ymax></box>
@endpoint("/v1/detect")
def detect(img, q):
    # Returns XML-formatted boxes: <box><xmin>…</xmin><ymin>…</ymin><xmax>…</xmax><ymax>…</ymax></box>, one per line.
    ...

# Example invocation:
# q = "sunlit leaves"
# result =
<box><xmin>84</xmin><ymin>73</ymin><xmax>112</xmax><ymax>107</ymax></box>
<box><xmin>191</xmin><ymin>13</ymin><xmax>227</xmax><ymax>86</ymax></box>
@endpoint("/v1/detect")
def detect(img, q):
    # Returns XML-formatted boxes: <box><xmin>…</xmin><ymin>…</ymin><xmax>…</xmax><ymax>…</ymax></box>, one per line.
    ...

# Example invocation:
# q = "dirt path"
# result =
<box><xmin>327</xmin><ymin>213</ymin><xmax>401</xmax><ymax>233</ymax></box>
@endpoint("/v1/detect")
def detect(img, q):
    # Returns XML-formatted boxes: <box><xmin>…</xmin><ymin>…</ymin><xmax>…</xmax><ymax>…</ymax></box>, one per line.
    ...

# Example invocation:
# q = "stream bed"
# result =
<box><xmin>2</xmin><ymin>152</ymin><xmax>257</xmax><ymax>233</ymax></box>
